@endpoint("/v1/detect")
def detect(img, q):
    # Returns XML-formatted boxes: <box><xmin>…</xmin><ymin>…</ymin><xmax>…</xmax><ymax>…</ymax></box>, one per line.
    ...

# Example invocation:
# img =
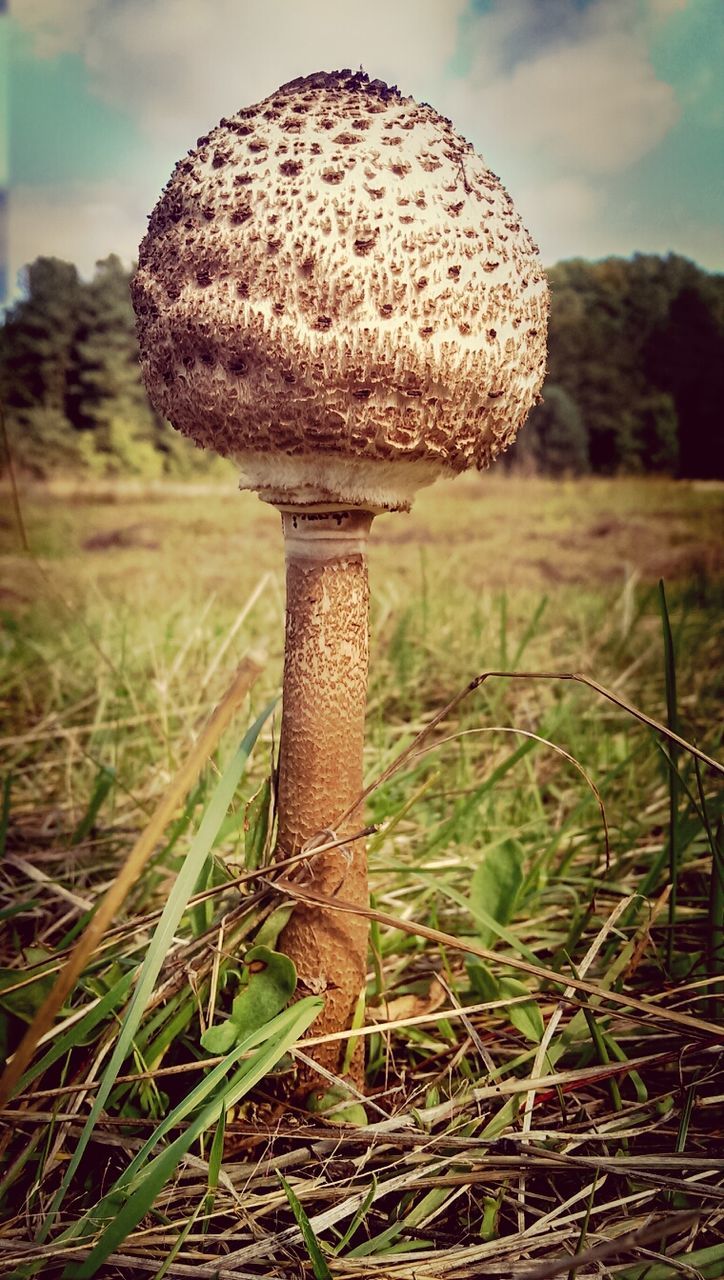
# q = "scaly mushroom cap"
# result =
<box><xmin>132</xmin><ymin>69</ymin><xmax>549</xmax><ymax>511</ymax></box>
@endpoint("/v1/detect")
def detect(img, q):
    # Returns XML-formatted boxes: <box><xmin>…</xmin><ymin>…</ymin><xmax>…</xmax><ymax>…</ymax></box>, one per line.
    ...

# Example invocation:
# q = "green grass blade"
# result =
<box><xmin>154</xmin><ymin>778</ymin><xmax>205</xmax><ymax>868</ymax></box>
<box><xmin>69</xmin><ymin>766</ymin><xmax>115</xmax><ymax>846</ymax></box>
<box><xmin>341</xmin><ymin>986</ymin><xmax>367</xmax><ymax>1078</ymax></box>
<box><xmin>617</xmin><ymin>1243</ymin><xmax>724</xmax><ymax>1280</ymax></box>
<box><xmin>498</xmin><ymin>590</ymin><xmax>508</xmax><ymax>668</ymax></box>
<box><xmin>152</xmin><ymin>1200</ymin><xmax>203</xmax><ymax>1280</ymax></box>
<box><xmin>423</xmin><ymin>738</ymin><xmax>537</xmax><ymax>854</ymax></box>
<box><xmin>201</xmin><ymin>1108</ymin><xmax>226</xmax><ymax>1233</ymax></box>
<box><xmin>413</xmin><ymin>872</ymin><xmax>540</xmax><ymax>966</ymax></box>
<box><xmin>511</xmin><ymin>593</ymin><xmax>548</xmax><ymax>668</ymax></box>
<box><xmin>694</xmin><ymin>755</ymin><xmax>724</xmax><ymax>1018</ymax></box>
<box><xmin>332</xmin><ymin>1174</ymin><xmax>377</xmax><ymax>1255</ymax></box>
<box><xmin>567</xmin><ymin>1171</ymin><xmax>599</xmax><ymax>1280</ymax></box>
<box><xmin>39</xmin><ymin>699</ymin><xmax>276</xmax><ymax>1241</ymax></box>
<box><xmin>68</xmin><ymin>998</ymin><xmax>321</xmax><ymax>1278</ymax></box>
<box><xmin>72</xmin><ymin>997</ymin><xmax>323</xmax><ymax>1232</ymax></box>
<box><xmin>17</xmin><ymin>967</ymin><xmax>138</xmax><ymax>1093</ymax></box>
<box><xmin>279</xmin><ymin>1172</ymin><xmax>332</xmax><ymax>1280</ymax></box>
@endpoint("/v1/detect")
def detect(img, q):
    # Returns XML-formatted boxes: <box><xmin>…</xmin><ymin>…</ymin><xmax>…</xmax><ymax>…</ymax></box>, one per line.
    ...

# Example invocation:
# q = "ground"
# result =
<box><xmin>0</xmin><ymin>474</ymin><xmax>722</xmax><ymax>1278</ymax></box>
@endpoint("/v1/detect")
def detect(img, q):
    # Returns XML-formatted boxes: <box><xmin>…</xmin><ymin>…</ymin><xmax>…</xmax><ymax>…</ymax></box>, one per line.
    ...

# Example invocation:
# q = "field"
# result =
<box><xmin>0</xmin><ymin>474</ymin><xmax>722</xmax><ymax>1278</ymax></box>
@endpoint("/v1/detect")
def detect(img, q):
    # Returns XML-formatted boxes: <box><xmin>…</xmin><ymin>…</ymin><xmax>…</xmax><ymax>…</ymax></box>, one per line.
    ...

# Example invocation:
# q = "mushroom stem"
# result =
<box><xmin>274</xmin><ymin>507</ymin><xmax>373</xmax><ymax>1087</ymax></box>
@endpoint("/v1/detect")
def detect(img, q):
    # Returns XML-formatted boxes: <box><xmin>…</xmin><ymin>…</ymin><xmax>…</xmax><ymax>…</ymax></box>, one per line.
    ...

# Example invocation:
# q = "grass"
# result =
<box><xmin>0</xmin><ymin>473</ymin><xmax>722</xmax><ymax>1278</ymax></box>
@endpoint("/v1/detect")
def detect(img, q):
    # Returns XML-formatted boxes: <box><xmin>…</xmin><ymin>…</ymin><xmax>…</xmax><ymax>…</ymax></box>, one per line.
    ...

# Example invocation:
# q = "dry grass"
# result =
<box><xmin>0</xmin><ymin>474</ymin><xmax>722</xmax><ymax>1278</ymax></box>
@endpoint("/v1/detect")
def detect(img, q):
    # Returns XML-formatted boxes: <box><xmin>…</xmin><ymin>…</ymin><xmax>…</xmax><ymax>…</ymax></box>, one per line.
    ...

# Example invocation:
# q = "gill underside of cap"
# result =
<box><xmin>236</xmin><ymin>450</ymin><xmax>450</xmax><ymax>511</ymax></box>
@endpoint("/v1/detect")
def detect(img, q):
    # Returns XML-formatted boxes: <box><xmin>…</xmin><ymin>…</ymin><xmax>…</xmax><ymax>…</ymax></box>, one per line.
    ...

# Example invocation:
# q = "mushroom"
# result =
<box><xmin>132</xmin><ymin>69</ymin><xmax>548</xmax><ymax>1095</ymax></box>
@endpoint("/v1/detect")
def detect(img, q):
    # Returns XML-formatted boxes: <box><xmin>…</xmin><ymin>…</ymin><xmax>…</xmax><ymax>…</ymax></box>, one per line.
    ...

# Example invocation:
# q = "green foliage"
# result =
<box><xmin>34</xmin><ymin>701</ymin><xmax>275</xmax><ymax>1237</ymax></box>
<box><xmin>513</xmin><ymin>384</ymin><xmax>589</xmax><ymax>476</ymax></box>
<box><xmin>307</xmin><ymin>1084</ymin><xmax>368</xmax><ymax>1126</ymax></box>
<box><xmin>2</xmin><ymin>251</ymin><xmax>722</xmax><ymax>479</ymax></box>
<box><xmin>0</xmin><ymin>479</ymin><xmax>721</xmax><ymax>1273</ymax></box>
<box><xmin>1</xmin><ymin>258</ymin><xmax>81</xmax><ymax>418</ymax></box>
<box><xmin>0</xmin><ymin>948</ymin><xmax>55</xmax><ymax>1023</ymax></box>
<box><xmin>200</xmin><ymin>945</ymin><xmax>297</xmax><ymax>1053</ymax></box>
<box><xmin>508</xmin><ymin>252</ymin><xmax>724</xmax><ymax>477</ymax></box>
<box><xmin>467</xmin><ymin>960</ymin><xmax>544</xmax><ymax>1043</ymax></box>
<box><xmin>63</xmin><ymin>998</ymin><xmax>323</xmax><ymax>1279</ymax></box>
<box><xmin>637</xmin><ymin>392</ymin><xmax>679</xmax><ymax>474</ymax></box>
<box><xmin>468</xmin><ymin>842</ymin><xmax>523</xmax><ymax>950</ymax></box>
<box><xmin>466</xmin><ymin>844</ymin><xmax>544</xmax><ymax>1044</ymax></box>
<box><xmin>1</xmin><ymin>255</ymin><xmax>225</xmax><ymax>479</ymax></box>
<box><xmin>645</xmin><ymin>286</ymin><xmax>724</xmax><ymax>478</ymax></box>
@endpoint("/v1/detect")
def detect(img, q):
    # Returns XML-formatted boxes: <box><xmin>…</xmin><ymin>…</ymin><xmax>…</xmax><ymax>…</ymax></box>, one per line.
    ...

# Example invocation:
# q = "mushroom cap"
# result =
<box><xmin>132</xmin><ymin>70</ymin><xmax>549</xmax><ymax>511</ymax></box>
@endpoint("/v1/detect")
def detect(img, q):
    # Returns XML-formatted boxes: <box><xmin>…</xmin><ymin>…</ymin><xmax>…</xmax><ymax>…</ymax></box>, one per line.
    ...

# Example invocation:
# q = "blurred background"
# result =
<box><xmin>1</xmin><ymin>0</ymin><xmax>722</xmax><ymax>479</ymax></box>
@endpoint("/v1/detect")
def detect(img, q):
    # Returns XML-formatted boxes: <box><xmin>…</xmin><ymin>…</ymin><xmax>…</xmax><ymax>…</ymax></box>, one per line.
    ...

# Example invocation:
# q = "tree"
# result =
<box><xmin>2</xmin><ymin>252</ymin><xmax>722</xmax><ymax>479</ymax></box>
<box><xmin>1</xmin><ymin>259</ymin><xmax>84</xmax><ymax>476</ymax></box>
<box><xmin>547</xmin><ymin>254</ymin><xmax>724</xmax><ymax>476</ymax></box>
<box><xmin>512</xmin><ymin>384</ymin><xmax>589</xmax><ymax>475</ymax></box>
<box><xmin>1</xmin><ymin>255</ymin><xmax>221</xmax><ymax>478</ymax></box>
<box><xmin>1</xmin><ymin>258</ymin><xmax>81</xmax><ymax>413</ymax></box>
<box><xmin>66</xmin><ymin>255</ymin><xmax>165</xmax><ymax>476</ymax></box>
<box><xmin>636</xmin><ymin>393</ymin><xmax>679</xmax><ymax>474</ymax></box>
<box><xmin>646</xmin><ymin>288</ymin><xmax>724</xmax><ymax>479</ymax></box>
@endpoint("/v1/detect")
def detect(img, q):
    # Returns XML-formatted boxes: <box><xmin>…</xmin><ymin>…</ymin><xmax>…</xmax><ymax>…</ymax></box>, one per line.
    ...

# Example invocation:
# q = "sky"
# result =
<box><xmin>3</xmin><ymin>0</ymin><xmax>723</xmax><ymax>299</ymax></box>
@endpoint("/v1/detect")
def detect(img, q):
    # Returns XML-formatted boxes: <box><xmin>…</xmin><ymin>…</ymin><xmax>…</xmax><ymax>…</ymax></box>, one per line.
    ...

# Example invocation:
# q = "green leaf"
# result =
<box><xmin>254</xmin><ymin>903</ymin><xmax>293</xmax><ymax>949</ymax></box>
<box><xmin>0</xmin><ymin>949</ymin><xmax>56</xmax><ymax>1023</ymax></box>
<box><xmin>481</xmin><ymin>1092</ymin><xmax>520</xmax><ymax>1140</ymax></box>
<box><xmin>499</xmin><ymin>976</ymin><xmax>544</xmax><ymax>1044</ymax></box>
<box><xmin>467</xmin><ymin>961</ymin><xmax>542</xmax><ymax>1044</ymax></box>
<box><xmin>307</xmin><ymin>1084</ymin><xmax>367</xmax><ymax>1127</ymax></box>
<box><xmin>201</xmin><ymin>945</ymin><xmax>297</xmax><ymax>1053</ymax></box>
<box><xmin>200</xmin><ymin>1018</ymin><xmax>238</xmax><ymax>1055</ymax></box>
<box><xmin>469</xmin><ymin>842</ymin><xmax>523</xmax><ymax>950</ymax></box>
<box><xmin>480</xmin><ymin>1191</ymin><xmax>502</xmax><ymax>1242</ymax></box>
<box><xmin>466</xmin><ymin>958</ymin><xmax>498</xmax><ymax>1003</ymax></box>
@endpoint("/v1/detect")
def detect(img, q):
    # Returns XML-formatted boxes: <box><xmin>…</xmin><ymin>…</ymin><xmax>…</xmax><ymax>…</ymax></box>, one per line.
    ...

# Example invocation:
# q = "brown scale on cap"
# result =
<box><xmin>132</xmin><ymin>69</ymin><xmax>548</xmax><ymax>513</ymax></box>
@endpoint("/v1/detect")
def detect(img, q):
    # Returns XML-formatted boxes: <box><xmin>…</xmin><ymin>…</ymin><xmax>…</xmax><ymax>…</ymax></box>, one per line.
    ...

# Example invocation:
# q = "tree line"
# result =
<box><xmin>1</xmin><ymin>251</ymin><xmax>723</xmax><ymax>479</ymax></box>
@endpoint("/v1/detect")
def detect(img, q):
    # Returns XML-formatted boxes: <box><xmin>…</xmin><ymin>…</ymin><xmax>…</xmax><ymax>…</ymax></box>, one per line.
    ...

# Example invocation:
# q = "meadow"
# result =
<box><xmin>0</xmin><ymin>473</ymin><xmax>722</xmax><ymax>1278</ymax></box>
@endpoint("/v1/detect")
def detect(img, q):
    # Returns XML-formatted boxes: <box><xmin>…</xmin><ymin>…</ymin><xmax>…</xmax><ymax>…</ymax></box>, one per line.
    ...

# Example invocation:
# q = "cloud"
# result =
<box><xmin>11</xmin><ymin>2</ymin><xmax>682</xmax><ymax>172</ymax></box>
<box><xmin>11</xmin><ymin>0</ymin><xmax>718</xmax><ymax>281</ymax></box>
<box><xmin>446</xmin><ymin>0</ymin><xmax>680</xmax><ymax>176</ymax></box>
<box><xmin>484</xmin><ymin>34</ymin><xmax>678</xmax><ymax>173</ymax></box>
<box><xmin>646</xmin><ymin>0</ymin><xmax>689</xmax><ymax>22</ymax></box>
<box><xmin>10</xmin><ymin>0</ymin><xmax>101</xmax><ymax>58</ymax></box>
<box><xmin>432</xmin><ymin>0</ymin><xmax>685</xmax><ymax>270</ymax></box>
<box><xmin>514</xmin><ymin>176</ymin><xmax>599</xmax><ymax>263</ymax></box>
<box><xmin>8</xmin><ymin>180</ymin><xmax>150</xmax><ymax>287</ymax></box>
<box><xmin>14</xmin><ymin>0</ymin><xmax>468</xmax><ymax>151</ymax></box>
